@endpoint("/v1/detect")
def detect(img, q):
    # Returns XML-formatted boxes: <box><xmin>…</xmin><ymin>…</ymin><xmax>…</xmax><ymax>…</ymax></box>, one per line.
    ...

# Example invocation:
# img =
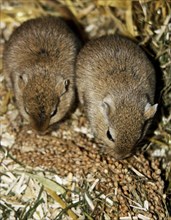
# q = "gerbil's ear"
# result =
<box><xmin>18</xmin><ymin>74</ymin><xmax>28</xmax><ymax>90</ymax></box>
<box><xmin>144</xmin><ymin>103</ymin><xmax>158</xmax><ymax>119</ymax></box>
<box><xmin>101</xmin><ymin>95</ymin><xmax>113</xmax><ymax>116</ymax></box>
<box><xmin>101</xmin><ymin>101</ymin><xmax>110</xmax><ymax>115</ymax></box>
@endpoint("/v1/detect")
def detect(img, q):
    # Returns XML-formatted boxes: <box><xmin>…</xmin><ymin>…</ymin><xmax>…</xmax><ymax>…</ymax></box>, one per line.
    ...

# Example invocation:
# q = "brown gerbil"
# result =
<box><xmin>76</xmin><ymin>35</ymin><xmax>158</xmax><ymax>160</ymax></box>
<box><xmin>3</xmin><ymin>16</ymin><xmax>80</xmax><ymax>132</ymax></box>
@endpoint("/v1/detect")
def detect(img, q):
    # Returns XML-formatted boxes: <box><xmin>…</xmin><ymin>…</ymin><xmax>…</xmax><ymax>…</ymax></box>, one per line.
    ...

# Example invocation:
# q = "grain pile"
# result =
<box><xmin>0</xmin><ymin>0</ymin><xmax>171</xmax><ymax>219</ymax></box>
<box><xmin>0</xmin><ymin>107</ymin><xmax>168</xmax><ymax>219</ymax></box>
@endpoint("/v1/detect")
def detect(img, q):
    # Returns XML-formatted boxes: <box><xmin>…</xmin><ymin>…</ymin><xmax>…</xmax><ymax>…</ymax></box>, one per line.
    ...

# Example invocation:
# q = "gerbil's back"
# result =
<box><xmin>77</xmin><ymin>35</ymin><xmax>156</xmax><ymax>95</ymax></box>
<box><xmin>4</xmin><ymin>16</ymin><xmax>79</xmax><ymax>71</ymax></box>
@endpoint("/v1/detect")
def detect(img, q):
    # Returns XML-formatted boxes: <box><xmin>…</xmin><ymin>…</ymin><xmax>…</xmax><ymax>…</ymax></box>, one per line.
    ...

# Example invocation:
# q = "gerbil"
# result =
<box><xmin>76</xmin><ymin>35</ymin><xmax>158</xmax><ymax>160</ymax></box>
<box><xmin>3</xmin><ymin>16</ymin><xmax>80</xmax><ymax>132</ymax></box>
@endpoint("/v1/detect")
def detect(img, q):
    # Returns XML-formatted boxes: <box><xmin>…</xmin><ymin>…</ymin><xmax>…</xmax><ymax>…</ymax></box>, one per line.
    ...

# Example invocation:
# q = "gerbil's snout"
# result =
<box><xmin>106</xmin><ymin>142</ymin><xmax>133</xmax><ymax>160</ymax></box>
<box><xmin>30</xmin><ymin>115</ymin><xmax>50</xmax><ymax>133</ymax></box>
<box><xmin>114</xmin><ymin>151</ymin><xmax>132</xmax><ymax>160</ymax></box>
<box><xmin>112</xmin><ymin>135</ymin><xmax>138</xmax><ymax>160</ymax></box>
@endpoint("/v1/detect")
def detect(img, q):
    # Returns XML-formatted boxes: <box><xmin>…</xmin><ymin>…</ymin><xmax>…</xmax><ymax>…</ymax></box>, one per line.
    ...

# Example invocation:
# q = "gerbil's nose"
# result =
<box><xmin>115</xmin><ymin>152</ymin><xmax>132</xmax><ymax>160</ymax></box>
<box><xmin>37</xmin><ymin>124</ymin><xmax>49</xmax><ymax>133</ymax></box>
<box><xmin>31</xmin><ymin>118</ymin><xmax>50</xmax><ymax>133</ymax></box>
<box><xmin>36</xmin><ymin>129</ymin><xmax>49</xmax><ymax>136</ymax></box>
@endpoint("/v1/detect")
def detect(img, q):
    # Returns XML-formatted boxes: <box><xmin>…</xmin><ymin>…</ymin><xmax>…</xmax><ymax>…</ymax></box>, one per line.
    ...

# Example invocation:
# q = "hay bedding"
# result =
<box><xmin>0</xmin><ymin>0</ymin><xmax>171</xmax><ymax>219</ymax></box>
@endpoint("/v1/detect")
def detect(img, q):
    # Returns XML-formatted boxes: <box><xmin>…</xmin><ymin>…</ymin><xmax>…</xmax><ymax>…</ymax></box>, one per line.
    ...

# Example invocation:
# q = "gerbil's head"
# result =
<box><xmin>17</xmin><ymin>73</ymin><xmax>70</xmax><ymax>132</ymax></box>
<box><xmin>99</xmin><ymin>95</ymin><xmax>158</xmax><ymax>160</ymax></box>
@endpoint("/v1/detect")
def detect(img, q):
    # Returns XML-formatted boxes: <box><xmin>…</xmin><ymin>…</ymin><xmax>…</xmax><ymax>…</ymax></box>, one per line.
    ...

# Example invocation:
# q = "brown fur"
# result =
<box><xmin>3</xmin><ymin>16</ymin><xmax>80</xmax><ymax>132</ymax></box>
<box><xmin>76</xmin><ymin>35</ymin><xmax>157</xmax><ymax>159</ymax></box>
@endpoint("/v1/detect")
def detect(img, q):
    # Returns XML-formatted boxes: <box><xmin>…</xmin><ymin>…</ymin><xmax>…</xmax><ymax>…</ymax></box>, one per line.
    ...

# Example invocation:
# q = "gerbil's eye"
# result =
<box><xmin>61</xmin><ymin>79</ymin><xmax>70</xmax><ymax>97</ymax></box>
<box><xmin>64</xmin><ymin>79</ymin><xmax>69</xmax><ymax>89</ymax></box>
<box><xmin>50</xmin><ymin>107</ymin><xmax>57</xmax><ymax>118</ymax></box>
<box><xmin>19</xmin><ymin>75</ymin><xmax>23</xmax><ymax>80</ymax></box>
<box><xmin>106</xmin><ymin>129</ymin><xmax>115</xmax><ymax>142</ymax></box>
